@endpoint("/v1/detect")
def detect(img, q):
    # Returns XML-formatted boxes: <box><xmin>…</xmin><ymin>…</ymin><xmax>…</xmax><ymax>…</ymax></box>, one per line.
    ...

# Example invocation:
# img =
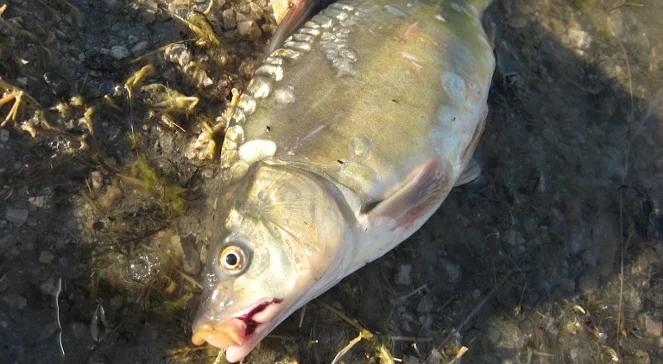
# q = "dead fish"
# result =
<box><xmin>192</xmin><ymin>0</ymin><xmax>495</xmax><ymax>361</ymax></box>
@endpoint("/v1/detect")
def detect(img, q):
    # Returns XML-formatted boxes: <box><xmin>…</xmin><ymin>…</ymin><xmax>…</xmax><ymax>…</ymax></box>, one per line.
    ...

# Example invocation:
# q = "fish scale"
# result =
<box><xmin>222</xmin><ymin>0</ymin><xmax>493</xmax><ymax>205</ymax></box>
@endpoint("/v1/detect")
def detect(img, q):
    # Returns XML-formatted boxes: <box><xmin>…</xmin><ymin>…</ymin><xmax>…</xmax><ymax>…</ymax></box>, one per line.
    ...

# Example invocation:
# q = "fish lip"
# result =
<box><xmin>191</xmin><ymin>298</ymin><xmax>284</xmax><ymax>358</ymax></box>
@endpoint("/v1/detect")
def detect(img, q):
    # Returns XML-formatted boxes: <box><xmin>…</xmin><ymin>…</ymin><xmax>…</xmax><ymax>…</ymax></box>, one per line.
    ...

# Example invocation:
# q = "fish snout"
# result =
<box><xmin>191</xmin><ymin>320</ymin><xmax>245</xmax><ymax>348</ymax></box>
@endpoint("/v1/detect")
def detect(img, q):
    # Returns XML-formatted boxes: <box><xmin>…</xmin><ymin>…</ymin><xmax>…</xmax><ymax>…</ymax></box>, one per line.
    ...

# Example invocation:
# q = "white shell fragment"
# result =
<box><xmin>255</xmin><ymin>64</ymin><xmax>284</xmax><ymax>82</ymax></box>
<box><xmin>247</xmin><ymin>77</ymin><xmax>272</xmax><ymax>99</ymax></box>
<box><xmin>238</xmin><ymin>139</ymin><xmax>277</xmax><ymax>164</ymax></box>
<box><xmin>274</xmin><ymin>87</ymin><xmax>296</xmax><ymax>104</ymax></box>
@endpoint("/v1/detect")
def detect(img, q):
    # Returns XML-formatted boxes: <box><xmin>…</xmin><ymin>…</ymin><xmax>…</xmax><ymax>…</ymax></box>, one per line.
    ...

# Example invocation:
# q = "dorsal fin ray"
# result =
<box><xmin>267</xmin><ymin>0</ymin><xmax>333</xmax><ymax>54</ymax></box>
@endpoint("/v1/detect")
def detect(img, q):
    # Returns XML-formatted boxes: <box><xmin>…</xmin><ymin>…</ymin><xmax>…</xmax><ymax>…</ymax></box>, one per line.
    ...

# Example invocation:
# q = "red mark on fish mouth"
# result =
<box><xmin>237</xmin><ymin>298</ymin><xmax>283</xmax><ymax>336</ymax></box>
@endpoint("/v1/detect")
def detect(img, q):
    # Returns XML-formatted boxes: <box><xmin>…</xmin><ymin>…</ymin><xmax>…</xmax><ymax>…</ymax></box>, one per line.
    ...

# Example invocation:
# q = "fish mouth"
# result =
<box><xmin>192</xmin><ymin>298</ymin><xmax>283</xmax><ymax>362</ymax></box>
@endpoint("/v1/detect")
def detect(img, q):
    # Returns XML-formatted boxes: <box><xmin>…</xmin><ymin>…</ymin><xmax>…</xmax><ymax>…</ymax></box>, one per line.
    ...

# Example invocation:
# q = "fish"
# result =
<box><xmin>192</xmin><ymin>0</ymin><xmax>495</xmax><ymax>361</ymax></box>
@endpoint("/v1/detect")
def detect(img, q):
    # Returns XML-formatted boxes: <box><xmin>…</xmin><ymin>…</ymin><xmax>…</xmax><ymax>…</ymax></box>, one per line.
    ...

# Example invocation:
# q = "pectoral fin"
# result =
<box><xmin>454</xmin><ymin>158</ymin><xmax>481</xmax><ymax>187</ymax></box>
<box><xmin>365</xmin><ymin>159</ymin><xmax>451</xmax><ymax>230</ymax></box>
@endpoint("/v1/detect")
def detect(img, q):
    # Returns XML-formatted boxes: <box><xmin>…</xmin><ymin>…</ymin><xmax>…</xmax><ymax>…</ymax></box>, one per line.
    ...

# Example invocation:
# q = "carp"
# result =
<box><xmin>192</xmin><ymin>0</ymin><xmax>495</xmax><ymax>361</ymax></box>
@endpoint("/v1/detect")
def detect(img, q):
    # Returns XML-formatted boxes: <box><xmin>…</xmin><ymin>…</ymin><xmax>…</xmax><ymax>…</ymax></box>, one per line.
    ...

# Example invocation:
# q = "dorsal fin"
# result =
<box><xmin>268</xmin><ymin>0</ymin><xmax>333</xmax><ymax>53</ymax></box>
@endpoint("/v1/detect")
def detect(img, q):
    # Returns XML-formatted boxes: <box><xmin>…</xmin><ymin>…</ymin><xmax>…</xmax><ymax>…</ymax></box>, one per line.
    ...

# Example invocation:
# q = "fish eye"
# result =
<box><xmin>219</xmin><ymin>245</ymin><xmax>247</xmax><ymax>273</ymax></box>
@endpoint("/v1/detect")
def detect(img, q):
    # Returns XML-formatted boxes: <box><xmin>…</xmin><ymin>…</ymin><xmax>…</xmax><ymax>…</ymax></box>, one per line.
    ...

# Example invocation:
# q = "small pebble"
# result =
<box><xmin>103</xmin><ymin>0</ymin><xmax>119</xmax><ymax>10</ymax></box>
<box><xmin>1</xmin><ymin>293</ymin><xmax>27</xmax><ymax>310</ymax></box>
<box><xmin>578</xmin><ymin>271</ymin><xmax>599</xmax><ymax>295</ymax></box>
<box><xmin>237</xmin><ymin>20</ymin><xmax>261</xmax><ymax>39</ymax></box>
<box><xmin>508</xmin><ymin>17</ymin><xmax>528</xmax><ymax>28</ymax></box>
<box><xmin>442</xmin><ymin>258</ymin><xmax>462</xmax><ymax>283</ymax></box>
<box><xmin>19</xmin><ymin>238</ymin><xmax>34</xmax><ymax>251</ymax></box>
<box><xmin>222</xmin><ymin>9</ymin><xmax>236</xmax><ymax>30</ymax></box>
<box><xmin>28</xmin><ymin>196</ymin><xmax>48</xmax><ymax>208</ymax></box>
<box><xmin>109</xmin><ymin>295</ymin><xmax>123</xmax><ymax>310</ymax></box>
<box><xmin>39</xmin><ymin>278</ymin><xmax>56</xmax><ymax>295</ymax></box>
<box><xmin>201</xmin><ymin>169</ymin><xmax>214</xmax><ymax>179</ymax></box>
<box><xmin>5</xmin><ymin>207</ymin><xmax>28</xmax><ymax>226</ymax></box>
<box><xmin>0</xmin><ymin>129</ymin><xmax>9</xmax><ymax>143</ymax></box>
<box><xmin>131</xmin><ymin>41</ymin><xmax>148</xmax><ymax>56</ymax></box>
<box><xmin>396</xmin><ymin>264</ymin><xmax>412</xmax><ymax>286</ymax></box>
<box><xmin>110</xmin><ymin>45</ymin><xmax>130</xmax><ymax>60</ymax></box>
<box><xmin>38</xmin><ymin>322</ymin><xmax>59</xmax><ymax>340</ymax></box>
<box><xmin>0</xmin><ymin>274</ymin><xmax>8</xmax><ymax>292</ymax></box>
<box><xmin>39</xmin><ymin>250</ymin><xmax>55</xmax><ymax>264</ymax></box>
<box><xmin>141</xmin><ymin>9</ymin><xmax>156</xmax><ymax>23</ymax></box>
<box><xmin>568</xmin><ymin>28</ymin><xmax>591</xmax><ymax>49</ymax></box>
<box><xmin>416</xmin><ymin>295</ymin><xmax>434</xmax><ymax>313</ymax></box>
<box><xmin>644</xmin><ymin>314</ymin><xmax>662</xmax><ymax>337</ymax></box>
<box><xmin>90</xmin><ymin>171</ymin><xmax>103</xmax><ymax>191</ymax></box>
<box><xmin>70</xmin><ymin>322</ymin><xmax>88</xmax><ymax>340</ymax></box>
<box><xmin>180</xmin><ymin>234</ymin><xmax>201</xmax><ymax>275</ymax></box>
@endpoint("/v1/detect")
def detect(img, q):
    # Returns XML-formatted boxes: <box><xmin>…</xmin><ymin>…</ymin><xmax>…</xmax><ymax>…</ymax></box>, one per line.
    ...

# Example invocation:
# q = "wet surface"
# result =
<box><xmin>1</xmin><ymin>0</ymin><xmax>662</xmax><ymax>363</ymax></box>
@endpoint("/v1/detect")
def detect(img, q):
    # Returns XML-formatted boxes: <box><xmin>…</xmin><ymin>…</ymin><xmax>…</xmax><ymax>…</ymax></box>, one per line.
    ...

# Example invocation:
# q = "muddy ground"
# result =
<box><xmin>1</xmin><ymin>0</ymin><xmax>662</xmax><ymax>363</ymax></box>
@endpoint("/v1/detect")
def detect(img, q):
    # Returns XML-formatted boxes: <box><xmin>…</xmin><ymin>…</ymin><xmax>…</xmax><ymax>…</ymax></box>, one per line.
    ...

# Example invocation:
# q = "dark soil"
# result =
<box><xmin>1</xmin><ymin>0</ymin><xmax>662</xmax><ymax>363</ymax></box>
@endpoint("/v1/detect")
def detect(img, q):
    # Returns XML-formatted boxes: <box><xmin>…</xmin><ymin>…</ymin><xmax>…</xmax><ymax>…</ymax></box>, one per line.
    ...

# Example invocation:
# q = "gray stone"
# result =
<box><xmin>0</xmin><ymin>129</ymin><xmax>9</xmax><ymax>143</ymax></box>
<box><xmin>0</xmin><ymin>274</ymin><xmax>8</xmax><ymax>292</ymax></box>
<box><xmin>39</xmin><ymin>250</ymin><xmax>55</xmax><ymax>264</ymax></box>
<box><xmin>71</xmin><ymin>322</ymin><xmax>88</xmax><ymax>340</ymax></box>
<box><xmin>395</xmin><ymin>264</ymin><xmax>412</xmax><ymax>286</ymax></box>
<box><xmin>110</xmin><ymin>46</ymin><xmax>130</xmax><ymax>60</ymax></box>
<box><xmin>5</xmin><ymin>207</ymin><xmax>28</xmax><ymax>226</ymax></box>
<box><xmin>485</xmin><ymin>316</ymin><xmax>524</xmax><ymax>349</ymax></box>
<box><xmin>2</xmin><ymin>293</ymin><xmax>27</xmax><ymax>309</ymax></box>
<box><xmin>508</xmin><ymin>17</ymin><xmax>528</xmax><ymax>29</ymax></box>
<box><xmin>180</xmin><ymin>234</ymin><xmax>201</xmax><ymax>275</ymax></box>
<box><xmin>40</xmin><ymin>278</ymin><xmax>56</xmax><ymax>295</ymax></box>
<box><xmin>141</xmin><ymin>9</ymin><xmax>156</xmax><ymax>24</ymax></box>
<box><xmin>442</xmin><ymin>258</ymin><xmax>461</xmax><ymax>283</ymax></box>
<box><xmin>237</xmin><ymin>20</ymin><xmax>261</xmax><ymax>39</ymax></box>
<box><xmin>416</xmin><ymin>295</ymin><xmax>433</xmax><ymax>313</ymax></box>
<box><xmin>567</xmin><ymin>27</ymin><xmax>592</xmax><ymax>50</ymax></box>
<box><xmin>644</xmin><ymin>314</ymin><xmax>662</xmax><ymax>337</ymax></box>
<box><xmin>131</xmin><ymin>41</ymin><xmax>149</xmax><ymax>56</ymax></box>
<box><xmin>90</xmin><ymin>171</ymin><xmax>103</xmax><ymax>191</ymax></box>
<box><xmin>201</xmin><ymin>168</ymin><xmax>213</xmax><ymax>179</ymax></box>
<box><xmin>103</xmin><ymin>0</ymin><xmax>119</xmax><ymax>10</ymax></box>
<box><xmin>630</xmin><ymin>349</ymin><xmax>651</xmax><ymax>364</ymax></box>
<box><xmin>222</xmin><ymin>9</ymin><xmax>236</xmax><ymax>30</ymax></box>
<box><xmin>38</xmin><ymin>322</ymin><xmax>58</xmax><ymax>340</ymax></box>
<box><xmin>19</xmin><ymin>238</ymin><xmax>34</xmax><ymax>251</ymax></box>
<box><xmin>578</xmin><ymin>271</ymin><xmax>599</xmax><ymax>296</ymax></box>
<box><xmin>0</xmin><ymin>235</ymin><xmax>12</xmax><ymax>251</ymax></box>
<box><xmin>28</xmin><ymin>195</ymin><xmax>48</xmax><ymax>208</ymax></box>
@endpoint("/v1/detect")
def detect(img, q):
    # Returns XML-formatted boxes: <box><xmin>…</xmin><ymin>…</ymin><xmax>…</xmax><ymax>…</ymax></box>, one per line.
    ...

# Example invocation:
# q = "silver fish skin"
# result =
<box><xmin>192</xmin><ymin>0</ymin><xmax>495</xmax><ymax>361</ymax></box>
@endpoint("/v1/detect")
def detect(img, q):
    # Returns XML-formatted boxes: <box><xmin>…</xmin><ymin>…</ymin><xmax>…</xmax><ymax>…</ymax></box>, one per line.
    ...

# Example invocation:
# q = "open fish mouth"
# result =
<box><xmin>191</xmin><ymin>298</ymin><xmax>283</xmax><ymax>362</ymax></box>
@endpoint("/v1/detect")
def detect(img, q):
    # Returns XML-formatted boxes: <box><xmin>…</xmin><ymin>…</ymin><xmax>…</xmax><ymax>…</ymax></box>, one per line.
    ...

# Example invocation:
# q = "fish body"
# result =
<box><xmin>193</xmin><ymin>0</ymin><xmax>495</xmax><ymax>361</ymax></box>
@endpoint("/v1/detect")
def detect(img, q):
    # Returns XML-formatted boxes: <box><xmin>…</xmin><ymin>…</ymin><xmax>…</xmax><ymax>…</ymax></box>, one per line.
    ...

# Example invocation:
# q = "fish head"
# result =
<box><xmin>192</xmin><ymin>164</ymin><xmax>350</xmax><ymax>362</ymax></box>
